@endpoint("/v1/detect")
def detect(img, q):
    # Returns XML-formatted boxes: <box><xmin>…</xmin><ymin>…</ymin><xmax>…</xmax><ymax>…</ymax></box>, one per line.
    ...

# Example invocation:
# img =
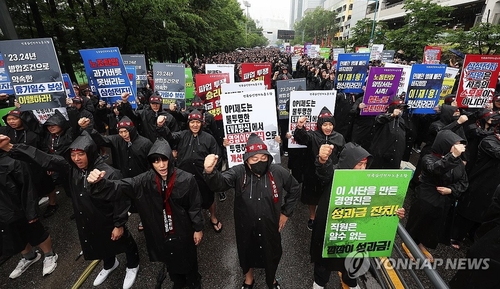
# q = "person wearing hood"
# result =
<box><xmin>120</xmin><ymin>92</ymin><xmax>179</xmax><ymax>143</ymax></box>
<box><xmin>369</xmin><ymin>99</ymin><xmax>407</xmax><ymax>169</ymax></box>
<box><xmin>157</xmin><ymin>109</ymin><xmax>223</xmax><ymax>233</ymax></box>
<box><xmin>0</xmin><ymin>132</ymin><xmax>140</xmax><ymax>289</ymax></box>
<box><xmin>312</xmin><ymin>143</ymin><xmax>405</xmax><ymax>289</ymax></box>
<box><xmin>95</xmin><ymin>100</ymin><xmax>127</xmax><ymax>136</ymax></box>
<box><xmin>349</xmin><ymin>94</ymin><xmax>375</xmax><ymax>151</ymax></box>
<box><xmin>203</xmin><ymin>133</ymin><xmax>300</xmax><ymax>289</ymax></box>
<box><xmin>0</xmin><ymin>143</ymin><xmax>58</xmax><ymax>280</ymax></box>
<box><xmin>66</xmin><ymin>96</ymin><xmax>95</xmax><ymax>130</ymax></box>
<box><xmin>293</xmin><ymin>107</ymin><xmax>346</xmax><ymax>230</ymax></box>
<box><xmin>87</xmin><ymin>139</ymin><xmax>204</xmax><ymax>289</ymax></box>
<box><xmin>404</xmin><ymin>130</ymin><xmax>468</xmax><ymax>262</ymax></box>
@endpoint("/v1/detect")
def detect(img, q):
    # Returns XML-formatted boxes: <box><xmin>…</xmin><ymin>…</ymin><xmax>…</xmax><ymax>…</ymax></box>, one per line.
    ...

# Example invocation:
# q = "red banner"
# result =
<box><xmin>195</xmin><ymin>73</ymin><xmax>230</xmax><ymax>120</ymax></box>
<box><xmin>456</xmin><ymin>54</ymin><xmax>500</xmax><ymax>108</ymax></box>
<box><xmin>241</xmin><ymin>63</ymin><xmax>272</xmax><ymax>89</ymax></box>
<box><xmin>423</xmin><ymin>46</ymin><xmax>442</xmax><ymax>64</ymax></box>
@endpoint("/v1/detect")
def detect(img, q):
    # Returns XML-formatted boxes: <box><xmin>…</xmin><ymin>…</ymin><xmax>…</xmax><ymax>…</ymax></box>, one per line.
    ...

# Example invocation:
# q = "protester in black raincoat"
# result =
<box><xmin>452</xmin><ymin>130</ymin><xmax>500</xmax><ymax>248</ymax></box>
<box><xmin>203</xmin><ymin>133</ymin><xmax>300</xmax><ymax>289</ymax></box>
<box><xmin>449</xmin><ymin>184</ymin><xmax>500</xmax><ymax>289</ymax></box>
<box><xmin>0</xmin><ymin>132</ymin><xmax>140</xmax><ymax>287</ymax></box>
<box><xmin>333</xmin><ymin>91</ymin><xmax>355</xmax><ymax>142</ymax></box>
<box><xmin>349</xmin><ymin>95</ymin><xmax>375</xmax><ymax>151</ymax></box>
<box><xmin>405</xmin><ymin>130</ymin><xmax>468</xmax><ymax>262</ymax></box>
<box><xmin>293</xmin><ymin>107</ymin><xmax>346</xmax><ymax>230</ymax></box>
<box><xmin>121</xmin><ymin>92</ymin><xmax>178</xmax><ymax>143</ymax></box>
<box><xmin>87</xmin><ymin>139</ymin><xmax>204</xmax><ymax>289</ymax></box>
<box><xmin>157</xmin><ymin>109</ymin><xmax>223</xmax><ymax>233</ymax></box>
<box><xmin>369</xmin><ymin>100</ymin><xmax>407</xmax><ymax>169</ymax></box>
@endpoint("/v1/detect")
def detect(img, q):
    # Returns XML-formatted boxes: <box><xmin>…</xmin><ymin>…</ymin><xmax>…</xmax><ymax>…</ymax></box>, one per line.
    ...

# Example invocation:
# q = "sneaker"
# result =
<box><xmin>349</xmin><ymin>286</ymin><xmax>361</xmax><ymax>289</ymax></box>
<box><xmin>123</xmin><ymin>265</ymin><xmax>139</xmax><ymax>289</ymax></box>
<box><xmin>42</xmin><ymin>254</ymin><xmax>58</xmax><ymax>276</ymax></box>
<box><xmin>9</xmin><ymin>253</ymin><xmax>41</xmax><ymax>279</ymax></box>
<box><xmin>219</xmin><ymin>192</ymin><xmax>227</xmax><ymax>202</ymax></box>
<box><xmin>313</xmin><ymin>282</ymin><xmax>324</xmax><ymax>289</ymax></box>
<box><xmin>284</xmin><ymin>151</ymin><xmax>288</xmax><ymax>157</ymax></box>
<box><xmin>273</xmin><ymin>280</ymin><xmax>282</xmax><ymax>289</ymax></box>
<box><xmin>93</xmin><ymin>258</ymin><xmax>119</xmax><ymax>286</ymax></box>
<box><xmin>43</xmin><ymin>204</ymin><xmax>59</xmax><ymax>218</ymax></box>
<box><xmin>307</xmin><ymin>219</ymin><xmax>314</xmax><ymax>231</ymax></box>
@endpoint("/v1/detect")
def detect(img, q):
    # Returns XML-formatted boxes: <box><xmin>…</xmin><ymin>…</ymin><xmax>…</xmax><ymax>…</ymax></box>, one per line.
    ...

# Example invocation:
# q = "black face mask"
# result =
<box><xmin>250</xmin><ymin>161</ymin><xmax>268</xmax><ymax>176</ymax></box>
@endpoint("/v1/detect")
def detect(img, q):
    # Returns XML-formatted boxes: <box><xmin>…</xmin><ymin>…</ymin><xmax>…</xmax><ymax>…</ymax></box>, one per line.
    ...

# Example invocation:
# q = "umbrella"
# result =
<box><xmin>449</xmin><ymin>49</ymin><xmax>465</xmax><ymax>59</ymax></box>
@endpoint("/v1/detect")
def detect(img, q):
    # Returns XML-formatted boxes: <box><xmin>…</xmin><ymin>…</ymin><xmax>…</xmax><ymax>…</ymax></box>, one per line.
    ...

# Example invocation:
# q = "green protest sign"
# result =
<box><xmin>185</xmin><ymin>68</ymin><xmax>194</xmax><ymax>107</ymax></box>
<box><xmin>322</xmin><ymin>169</ymin><xmax>410</xmax><ymax>258</ymax></box>
<box><xmin>0</xmin><ymin>107</ymin><xmax>15</xmax><ymax>126</ymax></box>
<box><xmin>319</xmin><ymin>48</ymin><xmax>331</xmax><ymax>59</ymax></box>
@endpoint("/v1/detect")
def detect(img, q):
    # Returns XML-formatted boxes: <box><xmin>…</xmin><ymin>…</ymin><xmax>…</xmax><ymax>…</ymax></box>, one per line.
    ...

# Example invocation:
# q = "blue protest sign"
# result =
<box><xmin>0</xmin><ymin>54</ymin><xmax>14</xmax><ymax>94</ymax></box>
<box><xmin>335</xmin><ymin>53</ymin><xmax>370</xmax><ymax>94</ymax></box>
<box><xmin>406</xmin><ymin>64</ymin><xmax>446</xmax><ymax>114</ymax></box>
<box><xmin>62</xmin><ymin>73</ymin><xmax>76</xmax><ymax>98</ymax></box>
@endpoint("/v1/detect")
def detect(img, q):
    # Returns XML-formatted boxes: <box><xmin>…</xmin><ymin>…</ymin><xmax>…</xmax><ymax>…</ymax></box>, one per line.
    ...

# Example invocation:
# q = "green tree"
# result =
<box><xmin>385</xmin><ymin>0</ymin><xmax>454</xmax><ymax>60</ymax></box>
<box><xmin>348</xmin><ymin>18</ymin><xmax>388</xmax><ymax>48</ymax></box>
<box><xmin>293</xmin><ymin>7</ymin><xmax>338</xmax><ymax>44</ymax></box>
<box><xmin>445</xmin><ymin>23</ymin><xmax>500</xmax><ymax>55</ymax></box>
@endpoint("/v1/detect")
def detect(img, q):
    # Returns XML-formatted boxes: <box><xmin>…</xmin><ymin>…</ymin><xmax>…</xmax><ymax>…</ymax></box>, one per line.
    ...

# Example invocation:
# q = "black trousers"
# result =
<box><xmin>314</xmin><ymin>262</ymin><xmax>357</xmax><ymax>287</ymax></box>
<box><xmin>103</xmin><ymin>232</ymin><xmax>139</xmax><ymax>269</ymax></box>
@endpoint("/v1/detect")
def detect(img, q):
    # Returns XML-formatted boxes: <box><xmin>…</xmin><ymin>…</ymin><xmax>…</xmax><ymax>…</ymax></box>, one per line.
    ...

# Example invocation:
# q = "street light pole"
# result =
<box><xmin>243</xmin><ymin>1</ymin><xmax>251</xmax><ymax>45</ymax></box>
<box><xmin>369</xmin><ymin>0</ymin><xmax>379</xmax><ymax>47</ymax></box>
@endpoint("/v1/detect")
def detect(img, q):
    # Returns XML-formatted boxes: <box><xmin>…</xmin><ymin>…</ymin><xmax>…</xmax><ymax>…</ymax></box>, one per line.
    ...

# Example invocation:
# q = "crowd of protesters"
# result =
<box><xmin>0</xmin><ymin>46</ymin><xmax>499</xmax><ymax>289</ymax></box>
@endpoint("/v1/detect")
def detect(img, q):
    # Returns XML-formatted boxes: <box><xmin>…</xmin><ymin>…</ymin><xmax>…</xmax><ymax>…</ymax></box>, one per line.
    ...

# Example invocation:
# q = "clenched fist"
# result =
<box><xmin>318</xmin><ymin>144</ymin><xmax>334</xmax><ymax>164</ymax></box>
<box><xmin>157</xmin><ymin>115</ymin><xmax>167</xmax><ymax>127</ymax></box>
<box><xmin>121</xmin><ymin>92</ymin><xmax>130</xmax><ymax>102</ymax></box>
<box><xmin>78</xmin><ymin>117</ymin><xmax>91</xmax><ymax>129</ymax></box>
<box><xmin>87</xmin><ymin>169</ymin><xmax>106</xmax><ymax>184</ymax></box>
<box><xmin>204</xmin><ymin>154</ymin><xmax>218</xmax><ymax>174</ymax></box>
<box><xmin>450</xmin><ymin>143</ymin><xmax>466</xmax><ymax>158</ymax></box>
<box><xmin>296</xmin><ymin>116</ymin><xmax>307</xmax><ymax>129</ymax></box>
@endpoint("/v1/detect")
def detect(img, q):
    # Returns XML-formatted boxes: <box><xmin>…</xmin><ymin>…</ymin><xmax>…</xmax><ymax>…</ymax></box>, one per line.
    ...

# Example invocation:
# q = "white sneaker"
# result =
<box><xmin>313</xmin><ymin>282</ymin><xmax>324</xmax><ymax>289</ymax></box>
<box><xmin>123</xmin><ymin>265</ymin><xmax>139</xmax><ymax>289</ymax></box>
<box><xmin>9</xmin><ymin>253</ymin><xmax>42</xmax><ymax>279</ymax></box>
<box><xmin>93</xmin><ymin>258</ymin><xmax>119</xmax><ymax>286</ymax></box>
<box><xmin>349</xmin><ymin>285</ymin><xmax>361</xmax><ymax>289</ymax></box>
<box><xmin>42</xmin><ymin>254</ymin><xmax>58</xmax><ymax>276</ymax></box>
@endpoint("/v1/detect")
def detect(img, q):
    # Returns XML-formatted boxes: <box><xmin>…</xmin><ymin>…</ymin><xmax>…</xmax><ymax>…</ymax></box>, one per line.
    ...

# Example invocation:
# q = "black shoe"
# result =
<box><xmin>273</xmin><ymin>281</ymin><xmax>282</xmax><ymax>289</ymax></box>
<box><xmin>219</xmin><ymin>192</ymin><xmax>227</xmax><ymax>202</ymax></box>
<box><xmin>43</xmin><ymin>204</ymin><xmax>59</xmax><ymax>218</ymax></box>
<box><xmin>241</xmin><ymin>280</ymin><xmax>254</xmax><ymax>289</ymax></box>
<box><xmin>307</xmin><ymin>219</ymin><xmax>314</xmax><ymax>231</ymax></box>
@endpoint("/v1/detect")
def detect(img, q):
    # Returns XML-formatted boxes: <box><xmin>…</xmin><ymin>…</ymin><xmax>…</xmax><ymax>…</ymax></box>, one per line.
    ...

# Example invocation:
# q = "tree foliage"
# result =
<box><xmin>1</xmin><ymin>0</ymin><xmax>258</xmax><ymax>80</ymax></box>
<box><xmin>384</xmin><ymin>0</ymin><xmax>454</xmax><ymax>60</ymax></box>
<box><xmin>292</xmin><ymin>7</ymin><xmax>338</xmax><ymax>44</ymax></box>
<box><xmin>348</xmin><ymin>18</ymin><xmax>388</xmax><ymax>48</ymax></box>
<box><xmin>444</xmin><ymin>23</ymin><xmax>500</xmax><ymax>55</ymax></box>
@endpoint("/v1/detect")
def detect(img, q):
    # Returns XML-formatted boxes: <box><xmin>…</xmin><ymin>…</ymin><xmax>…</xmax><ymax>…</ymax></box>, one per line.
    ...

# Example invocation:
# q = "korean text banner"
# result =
<box><xmin>121</xmin><ymin>54</ymin><xmax>147</xmax><ymax>88</ymax></box>
<box><xmin>152</xmin><ymin>63</ymin><xmax>186</xmax><ymax>108</ymax></box>
<box><xmin>370</xmin><ymin>44</ymin><xmax>384</xmax><ymax>61</ymax></box>
<box><xmin>319</xmin><ymin>48</ymin><xmax>331</xmax><ymax>59</ymax></box>
<box><xmin>221</xmin><ymin>81</ymin><xmax>265</xmax><ymax>95</ymax></box>
<box><xmin>62</xmin><ymin>73</ymin><xmax>76</xmax><ymax>98</ymax></box>
<box><xmin>125</xmin><ymin>66</ymin><xmax>137</xmax><ymax>104</ymax></box>
<box><xmin>381</xmin><ymin>50</ymin><xmax>395</xmax><ymax>63</ymax></box>
<box><xmin>335</xmin><ymin>53</ymin><xmax>370</xmax><ymax>94</ymax></box>
<box><xmin>439</xmin><ymin>67</ymin><xmax>459</xmax><ymax>105</ymax></box>
<box><xmin>291</xmin><ymin>56</ymin><xmax>301</xmax><ymax>72</ymax></box>
<box><xmin>205</xmin><ymin>64</ymin><xmax>235</xmax><ymax>83</ymax></box>
<box><xmin>322</xmin><ymin>169</ymin><xmax>410</xmax><ymax>258</ymax></box>
<box><xmin>456</xmin><ymin>54</ymin><xmax>500</xmax><ymax>108</ymax></box>
<box><xmin>423</xmin><ymin>46</ymin><xmax>442</xmax><ymax>64</ymax></box>
<box><xmin>79</xmin><ymin>47</ymin><xmax>136</xmax><ymax>108</ymax></box>
<box><xmin>241</xmin><ymin>63</ymin><xmax>272</xmax><ymax>89</ymax></box>
<box><xmin>384</xmin><ymin>63</ymin><xmax>411</xmax><ymax>97</ymax></box>
<box><xmin>0</xmin><ymin>54</ymin><xmax>14</xmax><ymax>94</ymax></box>
<box><xmin>288</xmin><ymin>90</ymin><xmax>337</xmax><ymax>149</ymax></box>
<box><xmin>361</xmin><ymin>67</ymin><xmax>403</xmax><ymax>116</ymax></box>
<box><xmin>195</xmin><ymin>73</ymin><xmax>230</xmax><ymax>121</ymax></box>
<box><xmin>0</xmin><ymin>38</ymin><xmax>66</xmax><ymax>111</ymax></box>
<box><xmin>221</xmin><ymin>89</ymin><xmax>280</xmax><ymax>168</ymax></box>
<box><xmin>406</xmin><ymin>64</ymin><xmax>446</xmax><ymax>114</ymax></box>
<box><xmin>277</xmin><ymin>78</ymin><xmax>307</xmax><ymax>120</ymax></box>
<box><xmin>332</xmin><ymin>48</ymin><xmax>345</xmax><ymax>61</ymax></box>
<box><xmin>185</xmin><ymin>68</ymin><xmax>194</xmax><ymax>106</ymax></box>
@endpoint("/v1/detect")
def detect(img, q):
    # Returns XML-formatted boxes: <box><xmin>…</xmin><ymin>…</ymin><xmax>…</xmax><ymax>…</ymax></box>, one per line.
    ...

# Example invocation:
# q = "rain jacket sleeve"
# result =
<box><xmin>8</xmin><ymin>143</ymin><xmax>71</xmax><ymax>174</ymax></box>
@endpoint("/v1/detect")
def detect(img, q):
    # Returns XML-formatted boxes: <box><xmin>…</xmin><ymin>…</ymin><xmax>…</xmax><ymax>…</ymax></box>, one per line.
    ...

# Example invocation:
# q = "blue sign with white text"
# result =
<box><xmin>335</xmin><ymin>53</ymin><xmax>370</xmax><ymax>94</ymax></box>
<box><xmin>406</xmin><ymin>64</ymin><xmax>446</xmax><ymax>114</ymax></box>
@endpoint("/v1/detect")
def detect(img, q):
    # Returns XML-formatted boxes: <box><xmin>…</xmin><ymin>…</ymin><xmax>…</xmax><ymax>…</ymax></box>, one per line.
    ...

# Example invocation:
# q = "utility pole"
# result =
<box><xmin>0</xmin><ymin>0</ymin><xmax>18</xmax><ymax>39</ymax></box>
<box><xmin>369</xmin><ymin>0</ymin><xmax>379</xmax><ymax>48</ymax></box>
<box><xmin>243</xmin><ymin>1</ymin><xmax>251</xmax><ymax>46</ymax></box>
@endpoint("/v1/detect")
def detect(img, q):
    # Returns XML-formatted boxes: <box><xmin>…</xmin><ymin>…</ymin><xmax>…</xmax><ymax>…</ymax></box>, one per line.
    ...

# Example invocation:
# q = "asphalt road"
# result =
<box><xmin>0</xmin><ymin>154</ymin><xmax>468</xmax><ymax>289</ymax></box>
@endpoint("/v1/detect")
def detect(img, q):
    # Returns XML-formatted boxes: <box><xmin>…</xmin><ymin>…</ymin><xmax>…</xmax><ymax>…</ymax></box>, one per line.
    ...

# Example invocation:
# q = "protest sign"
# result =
<box><xmin>332</xmin><ymin>48</ymin><xmax>345</xmax><ymax>61</ymax></box>
<box><xmin>125</xmin><ymin>66</ymin><xmax>137</xmax><ymax>102</ymax></box>
<box><xmin>32</xmin><ymin>107</ymin><xmax>68</xmax><ymax>124</ymax></box>
<box><xmin>276</xmin><ymin>78</ymin><xmax>306</xmax><ymax>119</ymax></box>
<box><xmin>438</xmin><ymin>67</ymin><xmax>460</xmax><ymax>105</ymax></box>
<box><xmin>423</xmin><ymin>46</ymin><xmax>442</xmax><ymax>64</ymax></box>
<box><xmin>361</xmin><ymin>67</ymin><xmax>403</xmax><ymax>116</ymax></box>
<box><xmin>220</xmin><ymin>89</ymin><xmax>280</xmax><ymax>168</ymax></box>
<box><xmin>288</xmin><ymin>90</ymin><xmax>336</xmax><ymax>148</ymax></box>
<box><xmin>0</xmin><ymin>54</ymin><xmax>14</xmax><ymax>94</ymax></box>
<box><xmin>335</xmin><ymin>53</ymin><xmax>370</xmax><ymax>94</ymax></box>
<box><xmin>0</xmin><ymin>107</ymin><xmax>15</xmax><ymax>126</ymax></box>
<box><xmin>370</xmin><ymin>44</ymin><xmax>384</xmax><ymax>61</ymax></box>
<box><xmin>406</xmin><ymin>64</ymin><xmax>446</xmax><ymax>114</ymax></box>
<box><xmin>241</xmin><ymin>63</ymin><xmax>272</xmax><ymax>89</ymax></box>
<box><xmin>205</xmin><ymin>64</ymin><xmax>235</xmax><ymax>83</ymax></box>
<box><xmin>381</xmin><ymin>50</ymin><xmax>395</xmax><ymax>63</ymax></box>
<box><xmin>221</xmin><ymin>81</ymin><xmax>265</xmax><ymax>95</ymax></box>
<box><xmin>384</xmin><ymin>63</ymin><xmax>411</xmax><ymax>98</ymax></box>
<box><xmin>121</xmin><ymin>54</ymin><xmax>147</xmax><ymax>88</ymax></box>
<box><xmin>79</xmin><ymin>47</ymin><xmax>136</xmax><ymax>108</ymax></box>
<box><xmin>62</xmin><ymin>73</ymin><xmax>76</xmax><ymax>98</ymax></box>
<box><xmin>456</xmin><ymin>54</ymin><xmax>500</xmax><ymax>108</ymax></box>
<box><xmin>185</xmin><ymin>68</ymin><xmax>195</xmax><ymax>106</ymax></box>
<box><xmin>0</xmin><ymin>38</ymin><xmax>66</xmax><ymax>111</ymax></box>
<box><xmin>291</xmin><ymin>56</ymin><xmax>301</xmax><ymax>72</ymax></box>
<box><xmin>195</xmin><ymin>73</ymin><xmax>230</xmax><ymax>121</ymax></box>
<box><xmin>319</xmin><ymin>48</ymin><xmax>331</xmax><ymax>60</ymax></box>
<box><xmin>322</xmin><ymin>170</ymin><xmax>410</xmax><ymax>258</ymax></box>
<box><xmin>152</xmin><ymin>63</ymin><xmax>186</xmax><ymax>108</ymax></box>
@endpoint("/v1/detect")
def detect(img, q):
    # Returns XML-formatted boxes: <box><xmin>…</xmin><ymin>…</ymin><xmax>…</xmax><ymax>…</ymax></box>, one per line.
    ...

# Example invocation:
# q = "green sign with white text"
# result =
<box><xmin>322</xmin><ymin>169</ymin><xmax>410</xmax><ymax>258</ymax></box>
